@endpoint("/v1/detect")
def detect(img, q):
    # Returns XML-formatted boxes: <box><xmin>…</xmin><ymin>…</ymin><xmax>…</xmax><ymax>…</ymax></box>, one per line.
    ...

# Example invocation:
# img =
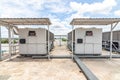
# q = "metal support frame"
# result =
<box><xmin>0</xmin><ymin>20</ymin><xmax>18</xmax><ymax>31</ymax></box>
<box><xmin>8</xmin><ymin>27</ymin><xmax>12</xmax><ymax>60</ymax></box>
<box><xmin>110</xmin><ymin>22</ymin><xmax>118</xmax><ymax>59</ymax></box>
<box><xmin>110</xmin><ymin>24</ymin><xmax>113</xmax><ymax>59</ymax></box>
<box><xmin>32</xmin><ymin>55</ymin><xmax>120</xmax><ymax>59</ymax></box>
<box><xmin>11</xmin><ymin>27</ymin><xmax>15</xmax><ymax>54</ymax></box>
<box><xmin>112</xmin><ymin>22</ymin><xmax>118</xmax><ymax>30</ymax></box>
<box><xmin>47</xmin><ymin>24</ymin><xmax>50</xmax><ymax>60</ymax></box>
<box><xmin>72</xmin><ymin>25</ymin><xmax>74</xmax><ymax>60</ymax></box>
<box><xmin>0</xmin><ymin>26</ymin><xmax>2</xmax><ymax>60</ymax></box>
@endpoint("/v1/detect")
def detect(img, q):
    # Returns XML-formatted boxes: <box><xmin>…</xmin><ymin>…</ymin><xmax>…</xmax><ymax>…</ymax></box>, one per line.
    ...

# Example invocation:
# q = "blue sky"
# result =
<box><xmin>0</xmin><ymin>0</ymin><xmax>120</xmax><ymax>37</ymax></box>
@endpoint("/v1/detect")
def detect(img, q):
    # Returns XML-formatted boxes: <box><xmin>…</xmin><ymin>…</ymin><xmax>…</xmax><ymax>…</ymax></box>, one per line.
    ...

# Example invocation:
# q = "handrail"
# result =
<box><xmin>1</xmin><ymin>44</ymin><xmax>19</xmax><ymax>54</ymax></box>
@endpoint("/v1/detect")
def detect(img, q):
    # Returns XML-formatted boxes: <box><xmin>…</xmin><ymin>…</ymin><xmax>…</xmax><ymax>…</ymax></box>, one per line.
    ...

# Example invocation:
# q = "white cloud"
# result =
<box><xmin>0</xmin><ymin>0</ymin><xmax>45</xmax><ymax>17</ymax></box>
<box><xmin>114</xmin><ymin>10</ymin><xmax>120</xmax><ymax>16</ymax></box>
<box><xmin>45</xmin><ymin>4</ymin><xmax>69</xmax><ymax>13</ymax></box>
<box><xmin>43</xmin><ymin>0</ymin><xmax>70</xmax><ymax>13</ymax></box>
<box><xmin>43</xmin><ymin>14</ymin><xmax>70</xmax><ymax>35</ymax></box>
<box><xmin>70</xmin><ymin>0</ymin><xmax>117</xmax><ymax>15</ymax></box>
<box><xmin>0</xmin><ymin>0</ymin><xmax>119</xmax><ymax>36</ymax></box>
<box><xmin>65</xmin><ymin>0</ymin><xmax>117</xmax><ymax>30</ymax></box>
<box><xmin>49</xmin><ymin>17</ymin><xmax>71</xmax><ymax>35</ymax></box>
<box><xmin>0</xmin><ymin>0</ymin><xmax>69</xmax><ymax>18</ymax></box>
<box><xmin>0</xmin><ymin>7</ymin><xmax>40</xmax><ymax>18</ymax></box>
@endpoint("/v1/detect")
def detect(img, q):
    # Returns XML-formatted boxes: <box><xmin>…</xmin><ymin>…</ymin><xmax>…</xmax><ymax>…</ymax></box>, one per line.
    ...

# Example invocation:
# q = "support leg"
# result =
<box><xmin>0</xmin><ymin>26</ymin><xmax>2</xmax><ymax>60</ymax></box>
<box><xmin>47</xmin><ymin>25</ymin><xmax>50</xmax><ymax>60</ymax></box>
<box><xmin>8</xmin><ymin>27</ymin><xmax>12</xmax><ymax>60</ymax></box>
<box><xmin>72</xmin><ymin>25</ymin><xmax>74</xmax><ymax>60</ymax></box>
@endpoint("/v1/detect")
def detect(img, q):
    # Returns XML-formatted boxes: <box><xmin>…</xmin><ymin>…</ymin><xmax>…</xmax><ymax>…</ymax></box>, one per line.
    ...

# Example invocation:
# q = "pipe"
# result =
<box><xmin>32</xmin><ymin>55</ymin><xmax>71</xmax><ymax>59</ymax></box>
<box><xmin>77</xmin><ymin>55</ymin><xmax>120</xmax><ymax>59</ymax></box>
<box><xmin>32</xmin><ymin>55</ymin><xmax>120</xmax><ymax>59</ymax></box>
<box><xmin>74</xmin><ymin>55</ymin><xmax>98</xmax><ymax>80</ymax></box>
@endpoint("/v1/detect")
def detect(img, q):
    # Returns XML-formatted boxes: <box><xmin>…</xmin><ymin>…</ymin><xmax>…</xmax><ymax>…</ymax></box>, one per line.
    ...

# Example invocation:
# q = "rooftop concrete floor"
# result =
<box><xmin>0</xmin><ymin>40</ymin><xmax>86</xmax><ymax>80</ymax></box>
<box><xmin>82</xmin><ymin>59</ymin><xmax>120</xmax><ymax>80</ymax></box>
<box><xmin>0</xmin><ymin>58</ymin><xmax>86</xmax><ymax>80</ymax></box>
<box><xmin>0</xmin><ymin>40</ymin><xmax>120</xmax><ymax>80</ymax></box>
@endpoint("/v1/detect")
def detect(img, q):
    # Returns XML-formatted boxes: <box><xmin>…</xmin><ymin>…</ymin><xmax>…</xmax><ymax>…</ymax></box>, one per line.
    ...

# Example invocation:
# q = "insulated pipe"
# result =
<box><xmin>32</xmin><ymin>55</ymin><xmax>120</xmax><ymax>59</ymax></box>
<box><xmin>74</xmin><ymin>56</ymin><xmax>99</xmax><ymax>80</ymax></box>
<box><xmin>110</xmin><ymin>24</ymin><xmax>113</xmax><ymax>59</ymax></box>
<box><xmin>77</xmin><ymin>55</ymin><xmax>120</xmax><ymax>59</ymax></box>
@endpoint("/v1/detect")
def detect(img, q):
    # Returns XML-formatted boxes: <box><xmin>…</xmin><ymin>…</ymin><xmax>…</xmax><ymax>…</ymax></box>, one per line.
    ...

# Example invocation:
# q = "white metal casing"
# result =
<box><xmin>69</xmin><ymin>27</ymin><xmax>102</xmax><ymax>55</ymax></box>
<box><xmin>75</xmin><ymin>28</ymin><xmax>102</xmax><ymax>55</ymax></box>
<box><xmin>19</xmin><ymin>28</ymin><xmax>49</xmax><ymax>55</ymax></box>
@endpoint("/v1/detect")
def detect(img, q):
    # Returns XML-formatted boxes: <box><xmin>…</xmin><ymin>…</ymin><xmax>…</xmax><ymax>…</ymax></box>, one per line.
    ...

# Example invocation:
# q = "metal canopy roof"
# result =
<box><xmin>70</xmin><ymin>18</ymin><xmax>120</xmax><ymax>25</ymax></box>
<box><xmin>0</xmin><ymin>18</ymin><xmax>51</xmax><ymax>25</ymax></box>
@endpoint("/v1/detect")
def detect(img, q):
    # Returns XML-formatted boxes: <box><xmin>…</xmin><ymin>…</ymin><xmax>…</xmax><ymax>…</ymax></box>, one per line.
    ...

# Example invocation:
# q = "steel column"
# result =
<box><xmin>72</xmin><ymin>25</ymin><xmax>74</xmax><ymax>60</ymax></box>
<box><xmin>110</xmin><ymin>24</ymin><xmax>113</xmax><ymax>59</ymax></box>
<box><xmin>0</xmin><ymin>26</ymin><xmax>2</xmax><ymax>60</ymax></box>
<box><xmin>8</xmin><ymin>27</ymin><xmax>12</xmax><ymax>60</ymax></box>
<box><xmin>47</xmin><ymin>25</ymin><xmax>50</xmax><ymax>60</ymax></box>
<box><xmin>110</xmin><ymin>22</ymin><xmax>119</xmax><ymax>59</ymax></box>
<box><xmin>11</xmin><ymin>27</ymin><xmax>14</xmax><ymax>54</ymax></box>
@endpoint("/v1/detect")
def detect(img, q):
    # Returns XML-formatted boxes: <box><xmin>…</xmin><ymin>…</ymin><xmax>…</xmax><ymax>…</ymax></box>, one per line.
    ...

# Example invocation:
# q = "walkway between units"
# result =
<box><xmin>50</xmin><ymin>42</ymin><xmax>72</xmax><ymax>59</ymax></box>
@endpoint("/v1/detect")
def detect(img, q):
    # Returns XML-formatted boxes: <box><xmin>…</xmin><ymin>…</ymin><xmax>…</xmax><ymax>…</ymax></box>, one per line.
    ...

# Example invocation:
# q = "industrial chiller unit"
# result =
<box><xmin>67</xmin><ymin>27</ymin><xmax>102</xmax><ymax>55</ymax></box>
<box><xmin>102</xmin><ymin>30</ymin><xmax>120</xmax><ymax>52</ymax></box>
<box><xmin>19</xmin><ymin>28</ymin><xmax>54</xmax><ymax>56</ymax></box>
